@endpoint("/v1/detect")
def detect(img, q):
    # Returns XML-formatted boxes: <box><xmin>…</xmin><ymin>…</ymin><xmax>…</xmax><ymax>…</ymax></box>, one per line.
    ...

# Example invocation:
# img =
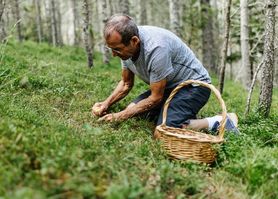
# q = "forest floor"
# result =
<box><xmin>0</xmin><ymin>40</ymin><xmax>277</xmax><ymax>199</ymax></box>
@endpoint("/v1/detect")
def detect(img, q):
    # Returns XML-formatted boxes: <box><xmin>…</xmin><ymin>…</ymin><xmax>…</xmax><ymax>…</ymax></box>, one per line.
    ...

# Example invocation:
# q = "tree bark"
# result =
<box><xmin>50</xmin><ymin>0</ymin><xmax>58</xmax><ymax>46</ymax></box>
<box><xmin>0</xmin><ymin>0</ymin><xmax>5</xmax><ymax>21</ymax></box>
<box><xmin>139</xmin><ymin>0</ymin><xmax>147</xmax><ymax>25</ymax></box>
<box><xmin>201</xmin><ymin>0</ymin><xmax>216</xmax><ymax>74</ymax></box>
<box><xmin>218</xmin><ymin>0</ymin><xmax>232</xmax><ymax>94</ymax></box>
<box><xmin>56</xmin><ymin>0</ymin><xmax>63</xmax><ymax>46</ymax></box>
<box><xmin>0</xmin><ymin>0</ymin><xmax>6</xmax><ymax>41</ymax></box>
<box><xmin>34</xmin><ymin>0</ymin><xmax>43</xmax><ymax>43</ymax></box>
<box><xmin>258</xmin><ymin>0</ymin><xmax>276</xmax><ymax>117</ymax></box>
<box><xmin>188</xmin><ymin>0</ymin><xmax>195</xmax><ymax>46</ymax></box>
<box><xmin>82</xmin><ymin>0</ymin><xmax>93</xmax><ymax>68</ymax></box>
<box><xmin>108</xmin><ymin>0</ymin><xmax>114</xmax><ymax>16</ymax></box>
<box><xmin>13</xmin><ymin>0</ymin><xmax>23</xmax><ymax>42</ymax></box>
<box><xmin>168</xmin><ymin>0</ymin><xmax>181</xmax><ymax>37</ymax></box>
<box><xmin>101</xmin><ymin>0</ymin><xmax>110</xmax><ymax>64</ymax></box>
<box><xmin>71</xmin><ymin>0</ymin><xmax>80</xmax><ymax>46</ymax></box>
<box><xmin>119</xmin><ymin>0</ymin><xmax>129</xmax><ymax>15</ymax></box>
<box><xmin>43</xmin><ymin>0</ymin><xmax>51</xmax><ymax>44</ymax></box>
<box><xmin>240</xmin><ymin>0</ymin><xmax>251</xmax><ymax>88</ymax></box>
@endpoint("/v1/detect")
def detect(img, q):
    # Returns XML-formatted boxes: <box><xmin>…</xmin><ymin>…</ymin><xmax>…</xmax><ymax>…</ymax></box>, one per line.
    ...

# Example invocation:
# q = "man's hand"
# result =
<box><xmin>98</xmin><ymin>112</ymin><xmax>127</xmax><ymax>122</ymax></box>
<box><xmin>92</xmin><ymin>102</ymin><xmax>108</xmax><ymax>116</ymax></box>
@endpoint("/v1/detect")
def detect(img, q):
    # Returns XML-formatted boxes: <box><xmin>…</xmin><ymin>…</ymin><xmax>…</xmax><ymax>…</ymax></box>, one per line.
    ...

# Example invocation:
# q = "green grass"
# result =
<box><xmin>0</xmin><ymin>40</ymin><xmax>277</xmax><ymax>199</ymax></box>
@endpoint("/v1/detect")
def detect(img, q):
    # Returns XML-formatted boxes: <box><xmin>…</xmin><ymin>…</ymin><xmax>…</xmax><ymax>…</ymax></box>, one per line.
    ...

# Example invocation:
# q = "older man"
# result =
<box><xmin>92</xmin><ymin>14</ymin><xmax>239</xmax><ymax>134</ymax></box>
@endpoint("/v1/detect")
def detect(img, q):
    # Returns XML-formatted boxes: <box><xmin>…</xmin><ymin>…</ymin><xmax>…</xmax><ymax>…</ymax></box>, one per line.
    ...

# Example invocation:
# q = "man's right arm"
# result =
<box><xmin>92</xmin><ymin>68</ymin><xmax>134</xmax><ymax>116</ymax></box>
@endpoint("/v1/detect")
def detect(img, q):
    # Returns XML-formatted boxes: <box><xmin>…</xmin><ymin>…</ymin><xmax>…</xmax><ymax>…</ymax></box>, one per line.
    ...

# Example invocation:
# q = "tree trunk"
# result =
<box><xmin>240</xmin><ymin>0</ymin><xmax>251</xmax><ymax>88</ymax></box>
<box><xmin>212</xmin><ymin>0</ymin><xmax>220</xmax><ymax>69</ymax></box>
<box><xmin>139</xmin><ymin>0</ymin><xmax>147</xmax><ymax>25</ymax></box>
<box><xmin>56</xmin><ymin>0</ymin><xmax>63</xmax><ymax>46</ymax></box>
<box><xmin>108</xmin><ymin>0</ymin><xmax>114</xmax><ymax>16</ymax></box>
<box><xmin>13</xmin><ymin>0</ymin><xmax>23</xmax><ymax>42</ymax></box>
<box><xmin>218</xmin><ymin>0</ymin><xmax>232</xmax><ymax>94</ymax></box>
<box><xmin>34</xmin><ymin>0</ymin><xmax>43</xmax><ymax>43</ymax></box>
<box><xmin>50</xmin><ymin>0</ymin><xmax>58</xmax><ymax>46</ymax></box>
<box><xmin>82</xmin><ymin>0</ymin><xmax>93</xmax><ymax>68</ymax></box>
<box><xmin>0</xmin><ymin>0</ymin><xmax>6</xmax><ymax>41</ymax></box>
<box><xmin>43</xmin><ymin>0</ymin><xmax>51</xmax><ymax>44</ymax></box>
<box><xmin>0</xmin><ymin>0</ymin><xmax>5</xmax><ymax>21</ymax></box>
<box><xmin>188</xmin><ymin>0</ymin><xmax>195</xmax><ymax>46</ymax></box>
<box><xmin>101</xmin><ymin>0</ymin><xmax>110</xmax><ymax>64</ymax></box>
<box><xmin>119</xmin><ymin>0</ymin><xmax>129</xmax><ymax>15</ymax></box>
<box><xmin>71</xmin><ymin>0</ymin><xmax>80</xmax><ymax>46</ymax></box>
<box><xmin>201</xmin><ymin>0</ymin><xmax>216</xmax><ymax>74</ymax></box>
<box><xmin>168</xmin><ymin>0</ymin><xmax>181</xmax><ymax>37</ymax></box>
<box><xmin>258</xmin><ymin>0</ymin><xmax>276</xmax><ymax>117</ymax></box>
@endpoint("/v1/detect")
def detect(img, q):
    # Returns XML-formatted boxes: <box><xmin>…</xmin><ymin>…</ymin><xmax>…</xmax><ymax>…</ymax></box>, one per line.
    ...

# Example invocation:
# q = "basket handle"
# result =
<box><xmin>161</xmin><ymin>80</ymin><xmax>227</xmax><ymax>139</ymax></box>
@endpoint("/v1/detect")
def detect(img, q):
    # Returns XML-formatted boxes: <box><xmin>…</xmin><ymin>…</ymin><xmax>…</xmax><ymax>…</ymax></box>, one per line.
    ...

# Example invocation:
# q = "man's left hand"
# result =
<box><xmin>98</xmin><ymin>112</ymin><xmax>127</xmax><ymax>122</ymax></box>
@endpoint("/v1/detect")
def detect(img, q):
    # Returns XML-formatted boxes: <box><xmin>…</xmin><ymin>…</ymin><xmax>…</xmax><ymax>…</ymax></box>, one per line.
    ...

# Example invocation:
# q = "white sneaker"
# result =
<box><xmin>212</xmin><ymin>113</ymin><xmax>240</xmax><ymax>134</ymax></box>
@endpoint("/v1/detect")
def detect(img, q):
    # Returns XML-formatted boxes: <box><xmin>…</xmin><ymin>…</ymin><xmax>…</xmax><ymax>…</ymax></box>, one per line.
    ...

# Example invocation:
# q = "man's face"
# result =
<box><xmin>105</xmin><ymin>31</ymin><xmax>139</xmax><ymax>60</ymax></box>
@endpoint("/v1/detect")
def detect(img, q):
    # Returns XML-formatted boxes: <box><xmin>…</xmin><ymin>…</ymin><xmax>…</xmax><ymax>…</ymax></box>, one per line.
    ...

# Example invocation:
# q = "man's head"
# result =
<box><xmin>104</xmin><ymin>14</ymin><xmax>140</xmax><ymax>60</ymax></box>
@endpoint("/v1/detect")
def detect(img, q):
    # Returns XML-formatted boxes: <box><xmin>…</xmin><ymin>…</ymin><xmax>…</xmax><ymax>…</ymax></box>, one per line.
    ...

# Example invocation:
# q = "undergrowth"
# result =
<box><xmin>0</xmin><ymin>40</ymin><xmax>277</xmax><ymax>199</ymax></box>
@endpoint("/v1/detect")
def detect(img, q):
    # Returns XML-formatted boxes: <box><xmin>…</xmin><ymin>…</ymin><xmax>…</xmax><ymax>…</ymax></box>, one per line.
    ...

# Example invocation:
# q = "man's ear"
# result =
<box><xmin>131</xmin><ymin>36</ymin><xmax>140</xmax><ymax>46</ymax></box>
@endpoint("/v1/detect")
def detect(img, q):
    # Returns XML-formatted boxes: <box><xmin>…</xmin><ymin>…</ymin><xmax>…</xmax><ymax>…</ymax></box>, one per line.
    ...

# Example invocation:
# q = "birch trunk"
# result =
<box><xmin>82</xmin><ymin>0</ymin><xmax>93</xmax><ymax>68</ymax></box>
<box><xmin>258</xmin><ymin>0</ymin><xmax>276</xmax><ymax>117</ymax></box>
<box><xmin>101</xmin><ymin>0</ymin><xmax>110</xmax><ymax>64</ymax></box>
<box><xmin>188</xmin><ymin>0</ymin><xmax>195</xmax><ymax>46</ymax></box>
<box><xmin>108</xmin><ymin>0</ymin><xmax>114</xmax><ymax>16</ymax></box>
<box><xmin>71</xmin><ymin>0</ymin><xmax>80</xmax><ymax>46</ymax></box>
<box><xmin>201</xmin><ymin>0</ymin><xmax>216</xmax><ymax>74</ymax></box>
<box><xmin>218</xmin><ymin>0</ymin><xmax>232</xmax><ymax>94</ymax></box>
<box><xmin>13</xmin><ymin>0</ymin><xmax>23</xmax><ymax>42</ymax></box>
<box><xmin>43</xmin><ymin>0</ymin><xmax>51</xmax><ymax>44</ymax></box>
<box><xmin>240</xmin><ymin>0</ymin><xmax>251</xmax><ymax>88</ymax></box>
<box><xmin>56</xmin><ymin>0</ymin><xmax>63</xmax><ymax>46</ymax></box>
<box><xmin>119</xmin><ymin>0</ymin><xmax>129</xmax><ymax>15</ymax></box>
<box><xmin>139</xmin><ymin>0</ymin><xmax>147</xmax><ymax>25</ymax></box>
<box><xmin>50</xmin><ymin>0</ymin><xmax>58</xmax><ymax>46</ymax></box>
<box><xmin>0</xmin><ymin>0</ymin><xmax>5</xmax><ymax>41</ymax></box>
<box><xmin>168</xmin><ymin>0</ymin><xmax>181</xmax><ymax>37</ymax></box>
<box><xmin>0</xmin><ymin>0</ymin><xmax>5</xmax><ymax>21</ymax></box>
<box><xmin>34</xmin><ymin>0</ymin><xmax>43</xmax><ymax>43</ymax></box>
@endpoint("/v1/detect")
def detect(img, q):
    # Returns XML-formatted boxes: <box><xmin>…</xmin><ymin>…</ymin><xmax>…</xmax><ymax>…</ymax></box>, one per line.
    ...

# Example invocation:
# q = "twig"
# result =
<box><xmin>244</xmin><ymin>59</ymin><xmax>264</xmax><ymax>117</ymax></box>
<box><xmin>230</xmin><ymin>7</ymin><xmax>240</xmax><ymax>18</ymax></box>
<box><xmin>248</xmin><ymin>1</ymin><xmax>265</xmax><ymax>8</ymax></box>
<box><xmin>249</xmin><ymin>33</ymin><xmax>265</xmax><ymax>56</ymax></box>
<box><xmin>0</xmin><ymin>19</ymin><xmax>22</xmax><ymax>63</ymax></box>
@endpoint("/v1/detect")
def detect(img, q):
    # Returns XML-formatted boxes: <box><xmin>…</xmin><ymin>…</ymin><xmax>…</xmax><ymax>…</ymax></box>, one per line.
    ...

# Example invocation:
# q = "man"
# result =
<box><xmin>92</xmin><ymin>14</ymin><xmax>239</xmax><ymax>134</ymax></box>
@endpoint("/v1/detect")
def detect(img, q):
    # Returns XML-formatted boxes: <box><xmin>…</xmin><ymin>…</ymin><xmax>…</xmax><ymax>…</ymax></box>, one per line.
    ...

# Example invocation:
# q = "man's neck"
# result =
<box><xmin>131</xmin><ymin>43</ymin><xmax>140</xmax><ymax>62</ymax></box>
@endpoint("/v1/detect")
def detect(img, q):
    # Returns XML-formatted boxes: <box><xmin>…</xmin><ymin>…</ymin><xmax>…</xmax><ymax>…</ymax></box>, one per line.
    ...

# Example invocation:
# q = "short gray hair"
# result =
<box><xmin>104</xmin><ymin>14</ymin><xmax>139</xmax><ymax>46</ymax></box>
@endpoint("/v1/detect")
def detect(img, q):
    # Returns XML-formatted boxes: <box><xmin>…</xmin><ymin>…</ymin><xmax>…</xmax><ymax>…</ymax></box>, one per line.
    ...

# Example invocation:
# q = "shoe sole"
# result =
<box><xmin>227</xmin><ymin>113</ymin><xmax>238</xmax><ymax>127</ymax></box>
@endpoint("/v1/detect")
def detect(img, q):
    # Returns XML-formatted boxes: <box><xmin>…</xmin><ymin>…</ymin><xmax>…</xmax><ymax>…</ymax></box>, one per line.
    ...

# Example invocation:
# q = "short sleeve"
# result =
<box><xmin>148</xmin><ymin>46</ymin><xmax>174</xmax><ymax>83</ymax></box>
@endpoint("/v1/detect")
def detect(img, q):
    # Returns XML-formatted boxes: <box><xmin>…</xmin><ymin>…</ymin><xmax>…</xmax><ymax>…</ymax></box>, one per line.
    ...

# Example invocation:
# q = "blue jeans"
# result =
<box><xmin>133</xmin><ymin>85</ymin><xmax>211</xmax><ymax>128</ymax></box>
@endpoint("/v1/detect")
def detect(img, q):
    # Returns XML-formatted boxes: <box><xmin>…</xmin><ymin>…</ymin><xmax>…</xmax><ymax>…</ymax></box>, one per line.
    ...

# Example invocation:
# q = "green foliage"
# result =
<box><xmin>0</xmin><ymin>40</ymin><xmax>277</xmax><ymax>199</ymax></box>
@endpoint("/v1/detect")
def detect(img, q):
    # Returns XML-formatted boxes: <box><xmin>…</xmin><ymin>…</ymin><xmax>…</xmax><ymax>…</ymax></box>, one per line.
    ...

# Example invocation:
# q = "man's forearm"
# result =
<box><xmin>104</xmin><ymin>80</ymin><xmax>132</xmax><ymax>107</ymax></box>
<box><xmin>121</xmin><ymin>96</ymin><xmax>162</xmax><ymax>118</ymax></box>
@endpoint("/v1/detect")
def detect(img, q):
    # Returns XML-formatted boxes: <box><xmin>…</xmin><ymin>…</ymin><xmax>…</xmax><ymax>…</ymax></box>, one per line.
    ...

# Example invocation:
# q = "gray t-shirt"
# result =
<box><xmin>121</xmin><ymin>26</ymin><xmax>211</xmax><ymax>88</ymax></box>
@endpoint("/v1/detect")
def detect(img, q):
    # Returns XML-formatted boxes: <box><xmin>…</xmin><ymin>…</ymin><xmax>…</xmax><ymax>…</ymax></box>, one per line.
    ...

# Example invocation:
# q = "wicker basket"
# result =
<box><xmin>155</xmin><ymin>80</ymin><xmax>227</xmax><ymax>164</ymax></box>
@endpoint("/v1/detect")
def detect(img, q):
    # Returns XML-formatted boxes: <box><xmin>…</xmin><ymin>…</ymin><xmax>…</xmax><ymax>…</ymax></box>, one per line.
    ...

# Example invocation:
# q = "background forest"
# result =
<box><xmin>0</xmin><ymin>0</ymin><xmax>277</xmax><ymax>198</ymax></box>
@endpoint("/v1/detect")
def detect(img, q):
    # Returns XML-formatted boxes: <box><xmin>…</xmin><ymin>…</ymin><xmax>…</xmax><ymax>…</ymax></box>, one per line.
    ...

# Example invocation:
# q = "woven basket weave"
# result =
<box><xmin>155</xmin><ymin>80</ymin><xmax>227</xmax><ymax>164</ymax></box>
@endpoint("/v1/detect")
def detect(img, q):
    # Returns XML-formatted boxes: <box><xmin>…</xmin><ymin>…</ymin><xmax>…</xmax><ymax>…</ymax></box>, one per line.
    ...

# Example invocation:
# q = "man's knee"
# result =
<box><xmin>165</xmin><ymin>119</ymin><xmax>181</xmax><ymax>128</ymax></box>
